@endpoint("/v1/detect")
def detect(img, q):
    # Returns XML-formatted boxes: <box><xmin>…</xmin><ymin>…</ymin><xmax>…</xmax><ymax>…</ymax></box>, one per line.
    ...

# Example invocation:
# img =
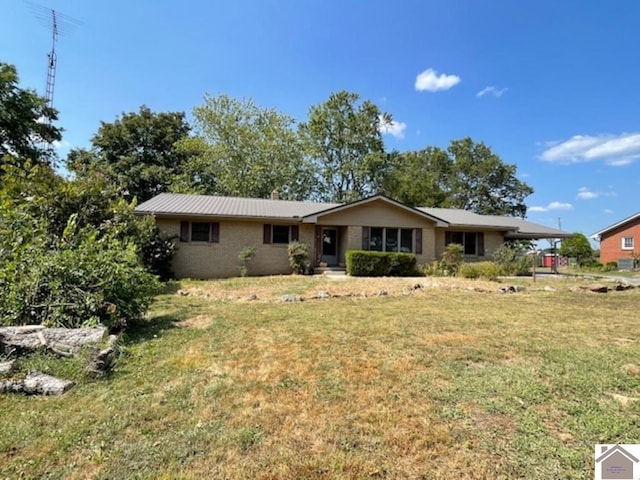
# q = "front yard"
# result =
<box><xmin>1</xmin><ymin>275</ymin><xmax>639</xmax><ymax>479</ymax></box>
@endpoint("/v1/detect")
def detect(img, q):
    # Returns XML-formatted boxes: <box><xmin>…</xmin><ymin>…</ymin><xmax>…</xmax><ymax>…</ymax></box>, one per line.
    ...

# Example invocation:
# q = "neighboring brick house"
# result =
<box><xmin>135</xmin><ymin>192</ymin><xmax>570</xmax><ymax>279</ymax></box>
<box><xmin>592</xmin><ymin>212</ymin><xmax>640</xmax><ymax>266</ymax></box>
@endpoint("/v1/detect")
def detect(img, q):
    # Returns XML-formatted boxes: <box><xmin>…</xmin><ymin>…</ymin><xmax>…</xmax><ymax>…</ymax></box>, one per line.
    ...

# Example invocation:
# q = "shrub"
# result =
<box><xmin>288</xmin><ymin>241</ymin><xmax>310</xmax><ymax>274</ymax></box>
<box><xmin>440</xmin><ymin>243</ymin><xmax>464</xmax><ymax>276</ymax></box>
<box><xmin>345</xmin><ymin>250</ymin><xmax>418</xmax><ymax>277</ymax></box>
<box><xmin>491</xmin><ymin>243</ymin><xmax>531</xmax><ymax>276</ymax></box>
<box><xmin>238</xmin><ymin>245</ymin><xmax>257</xmax><ymax>277</ymax></box>
<box><xmin>604</xmin><ymin>261</ymin><xmax>618</xmax><ymax>271</ymax></box>
<box><xmin>458</xmin><ymin>261</ymin><xmax>501</xmax><ymax>281</ymax></box>
<box><xmin>0</xmin><ymin>213</ymin><xmax>160</xmax><ymax>329</ymax></box>
<box><xmin>421</xmin><ymin>260</ymin><xmax>445</xmax><ymax>277</ymax></box>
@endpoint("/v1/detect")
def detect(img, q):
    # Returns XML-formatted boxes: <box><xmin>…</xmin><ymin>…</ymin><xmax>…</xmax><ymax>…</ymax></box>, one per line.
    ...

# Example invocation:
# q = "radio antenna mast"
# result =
<box><xmin>25</xmin><ymin>1</ymin><xmax>82</xmax><ymax>117</ymax></box>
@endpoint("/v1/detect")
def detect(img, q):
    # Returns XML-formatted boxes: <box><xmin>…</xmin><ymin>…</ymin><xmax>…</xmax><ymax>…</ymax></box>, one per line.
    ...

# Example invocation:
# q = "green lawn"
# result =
<box><xmin>1</xmin><ymin>276</ymin><xmax>639</xmax><ymax>479</ymax></box>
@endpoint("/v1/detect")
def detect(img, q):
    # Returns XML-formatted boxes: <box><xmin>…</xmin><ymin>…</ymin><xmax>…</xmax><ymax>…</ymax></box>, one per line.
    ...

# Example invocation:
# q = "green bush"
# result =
<box><xmin>345</xmin><ymin>250</ymin><xmax>418</xmax><ymax>277</ymax></box>
<box><xmin>0</xmin><ymin>212</ymin><xmax>160</xmax><ymax>329</ymax></box>
<box><xmin>604</xmin><ymin>261</ymin><xmax>618</xmax><ymax>271</ymax></box>
<box><xmin>491</xmin><ymin>243</ymin><xmax>531</xmax><ymax>276</ymax></box>
<box><xmin>441</xmin><ymin>243</ymin><xmax>464</xmax><ymax>275</ymax></box>
<box><xmin>238</xmin><ymin>245</ymin><xmax>257</xmax><ymax>277</ymax></box>
<box><xmin>288</xmin><ymin>241</ymin><xmax>310</xmax><ymax>274</ymax></box>
<box><xmin>458</xmin><ymin>261</ymin><xmax>501</xmax><ymax>281</ymax></box>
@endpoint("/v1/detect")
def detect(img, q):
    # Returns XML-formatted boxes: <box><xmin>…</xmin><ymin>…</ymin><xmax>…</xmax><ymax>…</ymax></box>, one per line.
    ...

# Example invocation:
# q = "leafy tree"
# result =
<box><xmin>378</xmin><ymin>148</ymin><xmax>452</xmax><ymax>207</ymax></box>
<box><xmin>559</xmin><ymin>233</ymin><xmax>593</xmax><ymax>266</ymax></box>
<box><xmin>300</xmin><ymin>91</ymin><xmax>390</xmax><ymax>202</ymax></box>
<box><xmin>67</xmin><ymin>105</ymin><xmax>192</xmax><ymax>202</ymax></box>
<box><xmin>0</xmin><ymin>62</ymin><xmax>62</xmax><ymax>171</ymax></box>
<box><xmin>180</xmin><ymin>94</ymin><xmax>314</xmax><ymax>200</ymax></box>
<box><xmin>446</xmin><ymin>138</ymin><xmax>533</xmax><ymax>217</ymax></box>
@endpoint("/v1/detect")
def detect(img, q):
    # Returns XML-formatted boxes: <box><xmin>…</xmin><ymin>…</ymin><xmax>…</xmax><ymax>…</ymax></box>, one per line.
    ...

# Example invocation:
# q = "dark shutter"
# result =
<box><xmin>477</xmin><ymin>232</ymin><xmax>485</xmax><ymax>256</ymax></box>
<box><xmin>180</xmin><ymin>221</ymin><xmax>189</xmax><ymax>242</ymax></box>
<box><xmin>210</xmin><ymin>222</ymin><xmax>220</xmax><ymax>243</ymax></box>
<box><xmin>445</xmin><ymin>231</ymin><xmax>452</xmax><ymax>245</ymax></box>
<box><xmin>362</xmin><ymin>227</ymin><xmax>370</xmax><ymax>250</ymax></box>
<box><xmin>415</xmin><ymin>228</ymin><xmax>422</xmax><ymax>254</ymax></box>
<box><xmin>263</xmin><ymin>224</ymin><xmax>272</xmax><ymax>244</ymax></box>
<box><xmin>291</xmin><ymin>225</ymin><xmax>299</xmax><ymax>242</ymax></box>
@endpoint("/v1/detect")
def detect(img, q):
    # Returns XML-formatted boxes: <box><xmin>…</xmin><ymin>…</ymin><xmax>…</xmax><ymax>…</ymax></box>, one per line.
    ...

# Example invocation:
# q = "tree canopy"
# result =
<box><xmin>0</xmin><ymin>62</ymin><xmax>62</xmax><ymax>171</ymax></box>
<box><xmin>67</xmin><ymin>105</ymin><xmax>192</xmax><ymax>202</ymax></box>
<box><xmin>380</xmin><ymin>138</ymin><xmax>533</xmax><ymax>217</ymax></box>
<box><xmin>300</xmin><ymin>91</ymin><xmax>390</xmax><ymax>202</ymax></box>
<box><xmin>559</xmin><ymin>232</ymin><xmax>593</xmax><ymax>265</ymax></box>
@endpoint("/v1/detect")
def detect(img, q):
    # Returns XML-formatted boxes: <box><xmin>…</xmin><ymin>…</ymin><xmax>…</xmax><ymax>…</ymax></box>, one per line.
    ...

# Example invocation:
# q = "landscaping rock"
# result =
<box><xmin>377</xmin><ymin>290</ymin><xmax>388</xmax><ymax>297</ymax></box>
<box><xmin>0</xmin><ymin>326</ymin><xmax>108</xmax><ymax>356</ymax></box>
<box><xmin>1</xmin><ymin>371</ymin><xmax>74</xmax><ymax>395</ymax></box>
<box><xmin>315</xmin><ymin>291</ymin><xmax>331</xmax><ymax>299</ymax></box>
<box><xmin>281</xmin><ymin>294</ymin><xmax>302</xmax><ymax>303</ymax></box>
<box><xmin>583</xmin><ymin>283</ymin><xmax>609</xmax><ymax>293</ymax></box>
<box><xmin>499</xmin><ymin>285</ymin><xmax>524</xmax><ymax>294</ymax></box>
<box><xmin>605</xmin><ymin>392</ymin><xmax>640</xmax><ymax>407</ymax></box>
<box><xmin>85</xmin><ymin>335</ymin><xmax>120</xmax><ymax>375</ymax></box>
<box><xmin>0</xmin><ymin>360</ymin><xmax>15</xmax><ymax>375</ymax></box>
<box><xmin>614</xmin><ymin>282</ymin><xmax>634</xmax><ymax>291</ymax></box>
<box><xmin>544</xmin><ymin>286</ymin><xmax>556</xmax><ymax>292</ymax></box>
<box><xmin>247</xmin><ymin>293</ymin><xmax>259</xmax><ymax>301</ymax></box>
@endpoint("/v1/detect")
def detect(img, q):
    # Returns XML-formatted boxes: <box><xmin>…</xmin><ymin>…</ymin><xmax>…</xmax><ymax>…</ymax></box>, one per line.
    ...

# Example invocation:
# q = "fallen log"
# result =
<box><xmin>0</xmin><ymin>326</ymin><xmax>108</xmax><ymax>356</ymax></box>
<box><xmin>0</xmin><ymin>371</ymin><xmax>74</xmax><ymax>395</ymax></box>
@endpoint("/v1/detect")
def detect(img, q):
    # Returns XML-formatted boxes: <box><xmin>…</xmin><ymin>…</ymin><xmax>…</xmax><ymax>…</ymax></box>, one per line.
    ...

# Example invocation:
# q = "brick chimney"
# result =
<box><xmin>271</xmin><ymin>189</ymin><xmax>280</xmax><ymax>200</ymax></box>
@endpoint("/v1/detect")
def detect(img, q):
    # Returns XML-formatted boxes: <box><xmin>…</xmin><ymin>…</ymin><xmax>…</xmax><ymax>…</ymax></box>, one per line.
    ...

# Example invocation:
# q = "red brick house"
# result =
<box><xmin>592</xmin><ymin>212</ymin><xmax>640</xmax><ymax>266</ymax></box>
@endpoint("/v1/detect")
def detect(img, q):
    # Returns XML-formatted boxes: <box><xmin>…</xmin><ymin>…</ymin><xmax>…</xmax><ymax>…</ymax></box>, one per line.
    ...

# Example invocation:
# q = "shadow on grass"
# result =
<box><xmin>122</xmin><ymin>314</ymin><xmax>181</xmax><ymax>346</ymax></box>
<box><xmin>160</xmin><ymin>280</ymin><xmax>182</xmax><ymax>294</ymax></box>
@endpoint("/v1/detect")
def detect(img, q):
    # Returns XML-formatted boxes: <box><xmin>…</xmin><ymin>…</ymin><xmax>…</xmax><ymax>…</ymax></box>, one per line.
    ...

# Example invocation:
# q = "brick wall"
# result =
<box><xmin>157</xmin><ymin>217</ymin><xmax>314</xmax><ymax>278</ymax></box>
<box><xmin>599</xmin><ymin>221</ymin><xmax>640</xmax><ymax>264</ymax></box>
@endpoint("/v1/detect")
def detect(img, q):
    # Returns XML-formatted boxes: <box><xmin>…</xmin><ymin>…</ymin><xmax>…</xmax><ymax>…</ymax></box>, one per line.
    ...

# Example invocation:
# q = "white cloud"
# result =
<box><xmin>540</xmin><ymin>133</ymin><xmax>640</xmax><ymax>165</ymax></box>
<box><xmin>528</xmin><ymin>201</ymin><xmax>573</xmax><ymax>213</ymax></box>
<box><xmin>476</xmin><ymin>86</ymin><xmax>508</xmax><ymax>98</ymax></box>
<box><xmin>415</xmin><ymin>68</ymin><xmax>460</xmax><ymax>92</ymax></box>
<box><xmin>576</xmin><ymin>186</ymin><xmax>617</xmax><ymax>200</ymax></box>
<box><xmin>379</xmin><ymin>116</ymin><xmax>407</xmax><ymax>139</ymax></box>
<box><xmin>53</xmin><ymin>140</ymin><xmax>72</xmax><ymax>150</ymax></box>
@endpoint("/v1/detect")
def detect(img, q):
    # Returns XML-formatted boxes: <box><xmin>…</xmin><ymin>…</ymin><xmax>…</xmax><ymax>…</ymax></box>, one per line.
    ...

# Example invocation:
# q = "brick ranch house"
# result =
<box><xmin>591</xmin><ymin>212</ymin><xmax>640</xmax><ymax>266</ymax></box>
<box><xmin>135</xmin><ymin>192</ymin><xmax>571</xmax><ymax>279</ymax></box>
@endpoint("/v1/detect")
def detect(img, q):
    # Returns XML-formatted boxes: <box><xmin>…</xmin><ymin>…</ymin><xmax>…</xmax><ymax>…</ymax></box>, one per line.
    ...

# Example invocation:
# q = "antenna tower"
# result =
<box><xmin>26</xmin><ymin>1</ymin><xmax>82</xmax><ymax>119</ymax></box>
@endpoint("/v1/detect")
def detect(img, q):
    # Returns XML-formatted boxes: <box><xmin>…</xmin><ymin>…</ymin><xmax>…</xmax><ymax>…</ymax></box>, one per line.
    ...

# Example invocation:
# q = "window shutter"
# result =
<box><xmin>415</xmin><ymin>228</ymin><xmax>422</xmax><ymax>254</ymax></box>
<box><xmin>180</xmin><ymin>221</ymin><xmax>189</xmax><ymax>242</ymax></box>
<box><xmin>445</xmin><ymin>231</ymin><xmax>452</xmax><ymax>245</ymax></box>
<box><xmin>362</xmin><ymin>227</ymin><xmax>370</xmax><ymax>250</ymax></box>
<box><xmin>477</xmin><ymin>232</ymin><xmax>485</xmax><ymax>256</ymax></box>
<box><xmin>263</xmin><ymin>224</ymin><xmax>272</xmax><ymax>244</ymax></box>
<box><xmin>291</xmin><ymin>225</ymin><xmax>299</xmax><ymax>242</ymax></box>
<box><xmin>210</xmin><ymin>222</ymin><xmax>220</xmax><ymax>243</ymax></box>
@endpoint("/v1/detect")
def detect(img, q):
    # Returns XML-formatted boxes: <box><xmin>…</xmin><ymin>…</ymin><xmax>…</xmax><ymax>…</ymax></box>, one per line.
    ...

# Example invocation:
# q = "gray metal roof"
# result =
<box><xmin>136</xmin><ymin>193</ymin><xmax>570</xmax><ymax>238</ymax></box>
<box><xmin>418</xmin><ymin>207</ymin><xmax>570</xmax><ymax>238</ymax></box>
<box><xmin>135</xmin><ymin>193</ymin><xmax>340</xmax><ymax>219</ymax></box>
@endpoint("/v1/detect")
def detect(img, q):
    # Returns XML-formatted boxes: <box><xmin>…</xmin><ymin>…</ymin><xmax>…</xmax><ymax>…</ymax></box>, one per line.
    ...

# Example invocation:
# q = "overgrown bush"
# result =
<box><xmin>421</xmin><ymin>260</ymin><xmax>445</xmax><ymax>277</ymax></box>
<box><xmin>604</xmin><ymin>261</ymin><xmax>618</xmax><ymax>271</ymax></box>
<box><xmin>238</xmin><ymin>245</ymin><xmax>257</xmax><ymax>277</ymax></box>
<box><xmin>288</xmin><ymin>241</ymin><xmax>310</xmax><ymax>274</ymax></box>
<box><xmin>0</xmin><ymin>211</ymin><xmax>160</xmax><ymax>329</ymax></box>
<box><xmin>440</xmin><ymin>243</ymin><xmax>464</xmax><ymax>276</ymax></box>
<box><xmin>491</xmin><ymin>243</ymin><xmax>531</xmax><ymax>276</ymax></box>
<box><xmin>458</xmin><ymin>261</ymin><xmax>501</xmax><ymax>281</ymax></box>
<box><xmin>345</xmin><ymin>250</ymin><xmax>418</xmax><ymax>277</ymax></box>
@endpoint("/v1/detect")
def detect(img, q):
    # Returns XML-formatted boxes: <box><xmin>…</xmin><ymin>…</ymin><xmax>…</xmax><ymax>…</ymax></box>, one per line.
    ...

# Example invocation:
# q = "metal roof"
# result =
<box><xmin>591</xmin><ymin>211</ymin><xmax>640</xmax><ymax>240</ymax></box>
<box><xmin>135</xmin><ymin>193</ymin><xmax>570</xmax><ymax>238</ymax></box>
<box><xmin>135</xmin><ymin>193</ymin><xmax>340</xmax><ymax>219</ymax></box>
<box><xmin>418</xmin><ymin>207</ymin><xmax>571</xmax><ymax>238</ymax></box>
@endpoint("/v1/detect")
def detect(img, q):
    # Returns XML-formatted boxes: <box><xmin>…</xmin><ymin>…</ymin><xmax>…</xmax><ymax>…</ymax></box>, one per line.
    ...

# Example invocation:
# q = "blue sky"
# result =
<box><xmin>3</xmin><ymin>0</ymin><xmax>640</xmax><ymax>243</ymax></box>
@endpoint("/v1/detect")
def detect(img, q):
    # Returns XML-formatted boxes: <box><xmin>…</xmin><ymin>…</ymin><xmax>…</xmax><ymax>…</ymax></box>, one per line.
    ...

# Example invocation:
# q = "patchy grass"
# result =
<box><xmin>1</xmin><ymin>275</ymin><xmax>639</xmax><ymax>479</ymax></box>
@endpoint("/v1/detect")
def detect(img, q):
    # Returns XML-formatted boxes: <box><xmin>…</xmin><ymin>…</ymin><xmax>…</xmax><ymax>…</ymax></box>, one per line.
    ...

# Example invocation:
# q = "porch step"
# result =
<box><xmin>314</xmin><ymin>267</ymin><xmax>347</xmax><ymax>276</ymax></box>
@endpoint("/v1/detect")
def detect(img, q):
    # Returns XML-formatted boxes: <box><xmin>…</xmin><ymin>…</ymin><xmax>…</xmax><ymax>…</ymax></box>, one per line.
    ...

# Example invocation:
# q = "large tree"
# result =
<box><xmin>178</xmin><ymin>94</ymin><xmax>314</xmax><ymax>200</ymax></box>
<box><xmin>300</xmin><ymin>91</ymin><xmax>390</xmax><ymax>202</ymax></box>
<box><xmin>446</xmin><ymin>138</ymin><xmax>532</xmax><ymax>217</ymax></box>
<box><xmin>380</xmin><ymin>138</ymin><xmax>533</xmax><ymax>216</ymax></box>
<box><xmin>67</xmin><ymin>105</ymin><xmax>192</xmax><ymax>202</ymax></box>
<box><xmin>0</xmin><ymin>62</ymin><xmax>62</xmax><ymax>171</ymax></box>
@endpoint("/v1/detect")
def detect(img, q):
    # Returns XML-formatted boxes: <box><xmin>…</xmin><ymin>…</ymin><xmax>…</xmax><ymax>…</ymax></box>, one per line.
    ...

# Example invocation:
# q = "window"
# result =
<box><xmin>180</xmin><ymin>221</ymin><xmax>219</xmax><ymax>243</ymax></box>
<box><xmin>363</xmin><ymin>227</ymin><xmax>418</xmax><ymax>253</ymax></box>
<box><xmin>263</xmin><ymin>224</ymin><xmax>299</xmax><ymax>244</ymax></box>
<box><xmin>622</xmin><ymin>236</ymin><xmax>634</xmax><ymax>250</ymax></box>
<box><xmin>445</xmin><ymin>231</ymin><xmax>485</xmax><ymax>256</ymax></box>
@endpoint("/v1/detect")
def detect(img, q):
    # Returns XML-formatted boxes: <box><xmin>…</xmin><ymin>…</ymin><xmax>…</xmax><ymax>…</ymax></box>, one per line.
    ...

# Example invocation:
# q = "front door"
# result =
<box><xmin>321</xmin><ymin>228</ymin><xmax>338</xmax><ymax>266</ymax></box>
